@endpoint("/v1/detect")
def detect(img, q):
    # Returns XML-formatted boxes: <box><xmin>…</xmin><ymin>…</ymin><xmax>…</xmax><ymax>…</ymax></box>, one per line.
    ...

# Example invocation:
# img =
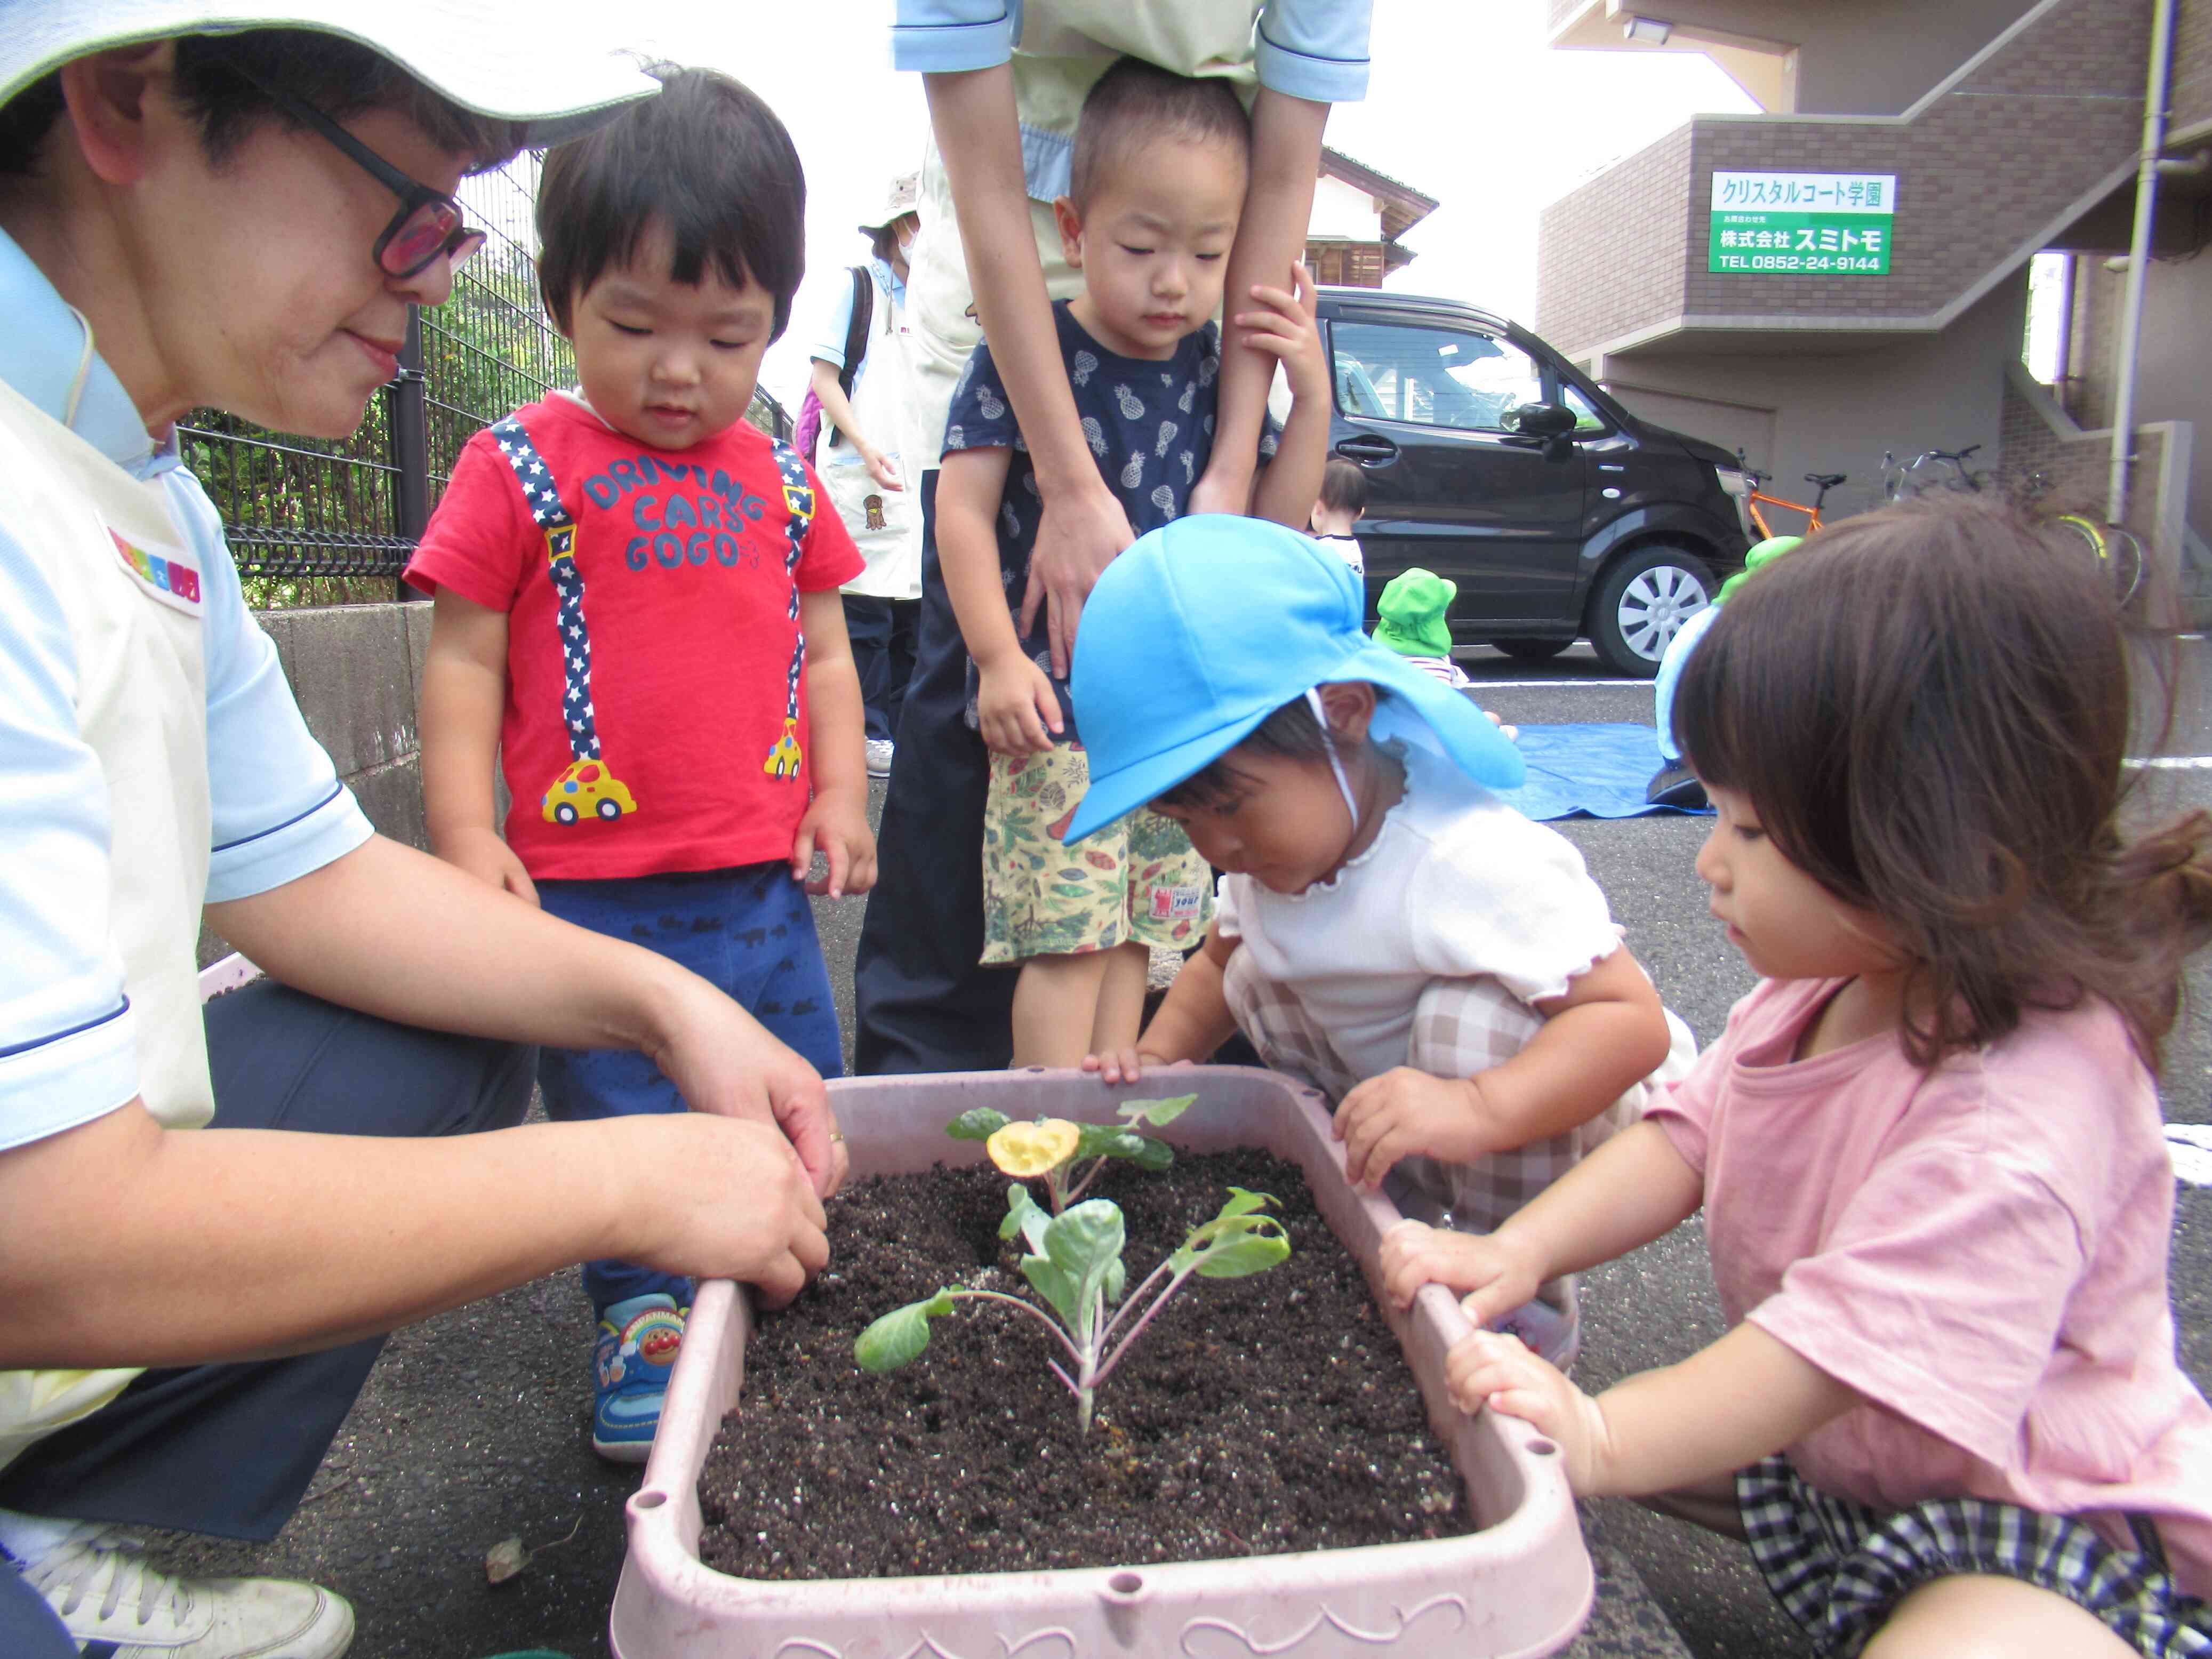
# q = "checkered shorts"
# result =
<box><xmin>1740</xmin><ymin>1455</ymin><xmax>2212</xmax><ymax>1657</ymax></box>
<box><xmin>1221</xmin><ymin>954</ymin><xmax>1696</xmax><ymax>1237</ymax></box>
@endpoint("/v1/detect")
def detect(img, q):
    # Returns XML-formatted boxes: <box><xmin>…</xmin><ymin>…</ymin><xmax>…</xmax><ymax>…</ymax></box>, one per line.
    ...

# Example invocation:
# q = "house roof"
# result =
<box><xmin>1320</xmin><ymin>146</ymin><xmax>1440</xmax><ymax>242</ymax></box>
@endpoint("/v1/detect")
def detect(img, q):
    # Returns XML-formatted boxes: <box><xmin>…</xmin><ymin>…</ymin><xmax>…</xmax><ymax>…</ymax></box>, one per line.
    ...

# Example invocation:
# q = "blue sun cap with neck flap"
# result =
<box><xmin>1063</xmin><ymin>515</ymin><xmax>1524</xmax><ymax>843</ymax></box>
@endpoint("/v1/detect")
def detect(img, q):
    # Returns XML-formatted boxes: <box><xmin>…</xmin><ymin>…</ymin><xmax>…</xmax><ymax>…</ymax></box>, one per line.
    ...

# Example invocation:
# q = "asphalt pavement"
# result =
<box><xmin>157</xmin><ymin>640</ymin><xmax>2211</xmax><ymax>1658</ymax></box>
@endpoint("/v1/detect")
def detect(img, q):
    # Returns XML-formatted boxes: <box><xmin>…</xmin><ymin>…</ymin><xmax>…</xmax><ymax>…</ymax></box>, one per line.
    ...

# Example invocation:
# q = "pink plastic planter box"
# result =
<box><xmin>611</xmin><ymin>1065</ymin><xmax>1593</xmax><ymax>1658</ymax></box>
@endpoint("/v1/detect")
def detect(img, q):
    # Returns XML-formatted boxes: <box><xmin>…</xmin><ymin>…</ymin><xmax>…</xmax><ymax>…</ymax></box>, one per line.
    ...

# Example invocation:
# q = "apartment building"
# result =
<box><xmin>1536</xmin><ymin>0</ymin><xmax>2211</xmax><ymax>584</ymax></box>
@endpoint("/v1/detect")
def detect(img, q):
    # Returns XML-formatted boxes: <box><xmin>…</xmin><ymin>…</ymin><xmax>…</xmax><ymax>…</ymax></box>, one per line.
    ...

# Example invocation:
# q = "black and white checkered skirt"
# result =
<box><xmin>1739</xmin><ymin>1455</ymin><xmax>2212</xmax><ymax>1657</ymax></box>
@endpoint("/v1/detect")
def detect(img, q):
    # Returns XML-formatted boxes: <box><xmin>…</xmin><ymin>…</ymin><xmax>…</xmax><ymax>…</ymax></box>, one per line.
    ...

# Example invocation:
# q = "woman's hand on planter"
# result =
<box><xmin>647</xmin><ymin>976</ymin><xmax>850</xmax><ymax>1198</ymax></box>
<box><xmin>613</xmin><ymin>1113</ymin><xmax>829</xmax><ymax>1308</ymax></box>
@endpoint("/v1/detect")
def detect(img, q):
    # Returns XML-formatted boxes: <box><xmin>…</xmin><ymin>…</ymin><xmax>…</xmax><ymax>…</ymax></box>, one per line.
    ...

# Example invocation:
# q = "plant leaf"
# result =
<box><xmin>1190</xmin><ymin>1225</ymin><xmax>1291</xmax><ymax>1279</ymax></box>
<box><xmin>945</xmin><ymin>1107</ymin><xmax>1010</xmax><ymax>1142</ymax></box>
<box><xmin>1115</xmin><ymin>1093</ymin><xmax>1197</xmax><ymax>1127</ymax></box>
<box><xmin>988</xmin><ymin>1118</ymin><xmax>1082</xmax><ymax>1176</ymax></box>
<box><xmin>1071</xmin><ymin>1122</ymin><xmax>1175</xmax><ymax>1171</ymax></box>
<box><xmin>1217</xmin><ymin>1186</ymin><xmax>1275</xmax><ymax>1220</ymax></box>
<box><xmin>1169</xmin><ymin>1190</ymin><xmax>1289</xmax><ymax>1277</ymax></box>
<box><xmin>854</xmin><ymin>1287</ymin><xmax>963</xmax><ymax>1372</ymax></box>
<box><xmin>485</xmin><ymin>1536</ymin><xmax>529</xmax><ymax>1584</ymax></box>
<box><xmin>1022</xmin><ymin>1199</ymin><xmax>1125</xmax><ymax>1340</ymax></box>
<box><xmin>1000</xmin><ymin>1183</ymin><xmax>1053</xmax><ymax>1252</ymax></box>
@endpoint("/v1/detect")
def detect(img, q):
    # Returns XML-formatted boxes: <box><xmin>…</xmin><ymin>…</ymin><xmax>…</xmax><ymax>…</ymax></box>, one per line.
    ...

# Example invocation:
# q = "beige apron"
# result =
<box><xmin>819</xmin><ymin>273</ymin><xmax>924</xmax><ymax>601</ymax></box>
<box><xmin>0</xmin><ymin>375</ymin><xmax>218</xmax><ymax>1471</ymax></box>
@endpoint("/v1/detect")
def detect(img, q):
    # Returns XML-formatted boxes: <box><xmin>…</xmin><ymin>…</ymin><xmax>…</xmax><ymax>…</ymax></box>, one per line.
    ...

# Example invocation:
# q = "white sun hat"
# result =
<box><xmin>1</xmin><ymin>1</ymin><xmax>661</xmax><ymax>149</ymax></box>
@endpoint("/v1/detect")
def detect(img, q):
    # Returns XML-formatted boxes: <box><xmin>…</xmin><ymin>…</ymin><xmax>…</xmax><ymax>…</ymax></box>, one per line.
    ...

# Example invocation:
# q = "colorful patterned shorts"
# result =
<box><xmin>981</xmin><ymin>743</ymin><xmax>1213</xmax><ymax>964</ymax></box>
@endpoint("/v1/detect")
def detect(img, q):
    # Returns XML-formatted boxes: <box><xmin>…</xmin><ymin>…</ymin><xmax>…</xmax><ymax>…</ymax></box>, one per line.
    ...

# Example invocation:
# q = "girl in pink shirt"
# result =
<box><xmin>1382</xmin><ymin>494</ymin><xmax>2212</xmax><ymax>1658</ymax></box>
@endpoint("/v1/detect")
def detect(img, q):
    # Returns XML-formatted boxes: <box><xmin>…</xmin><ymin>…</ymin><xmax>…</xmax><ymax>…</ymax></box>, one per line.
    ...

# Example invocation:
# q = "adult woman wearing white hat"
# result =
<box><xmin>0</xmin><ymin>10</ymin><xmax>846</xmax><ymax>1655</ymax></box>
<box><xmin>807</xmin><ymin>172</ymin><xmax>926</xmax><ymax>779</ymax></box>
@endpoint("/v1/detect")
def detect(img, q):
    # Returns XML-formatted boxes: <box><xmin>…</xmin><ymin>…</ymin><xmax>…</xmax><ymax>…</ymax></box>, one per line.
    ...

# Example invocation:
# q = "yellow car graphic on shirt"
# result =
<box><xmin>542</xmin><ymin>759</ymin><xmax>637</xmax><ymax>825</ymax></box>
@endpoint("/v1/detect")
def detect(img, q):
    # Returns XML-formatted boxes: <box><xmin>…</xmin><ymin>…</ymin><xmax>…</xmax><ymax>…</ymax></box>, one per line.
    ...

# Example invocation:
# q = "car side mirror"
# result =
<box><xmin>1498</xmin><ymin>402</ymin><xmax>1578</xmax><ymax>440</ymax></box>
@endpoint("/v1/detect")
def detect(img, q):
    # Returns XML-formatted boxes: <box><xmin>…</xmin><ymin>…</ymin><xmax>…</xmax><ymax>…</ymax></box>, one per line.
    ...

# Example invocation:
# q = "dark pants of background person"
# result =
<box><xmin>854</xmin><ymin>471</ymin><xmax>1017</xmax><ymax>1073</ymax></box>
<box><xmin>0</xmin><ymin>980</ymin><xmax>531</xmax><ymax>1654</ymax></box>
<box><xmin>842</xmin><ymin>592</ymin><xmax>921</xmax><ymax>747</ymax></box>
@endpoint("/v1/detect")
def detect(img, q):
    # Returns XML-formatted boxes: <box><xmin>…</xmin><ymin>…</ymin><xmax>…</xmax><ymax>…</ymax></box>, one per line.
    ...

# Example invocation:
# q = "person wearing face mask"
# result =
<box><xmin>807</xmin><ymin>175</ymin><xmax>927</xmax><ymax>779</ymax></box>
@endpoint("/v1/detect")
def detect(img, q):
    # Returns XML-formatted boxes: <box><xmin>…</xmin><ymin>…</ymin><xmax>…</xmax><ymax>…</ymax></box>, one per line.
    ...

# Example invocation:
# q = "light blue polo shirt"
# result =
<box><xmin>891</xmin><ymin>0</ymin><xmax>1372</xmax><ymax>200</ymax></box>
<box><xmin>807</xmin><ymin>257</ymin><xmax>907</xmax><ymax>394</ymax></box>
<box><xmin>0</xmin><ymin>229</ymin><xmax>372</xmax><ymax>1152</ymax></box>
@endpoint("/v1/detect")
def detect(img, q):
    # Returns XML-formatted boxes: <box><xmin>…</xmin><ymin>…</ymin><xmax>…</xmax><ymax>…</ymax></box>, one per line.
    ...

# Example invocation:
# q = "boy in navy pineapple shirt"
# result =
<box><xmin>407</xmin><ymin>70</ymin><xmax>871</xmax><ymax>1462</ymax></box>
<box><xmin>935</xmin><ymin>57</ymin><xmax>1328</xmax><ymax>1069</ymax></box>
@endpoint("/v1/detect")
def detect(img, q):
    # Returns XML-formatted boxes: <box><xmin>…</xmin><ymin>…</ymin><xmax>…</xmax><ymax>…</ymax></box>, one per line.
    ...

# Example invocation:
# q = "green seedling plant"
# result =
<box><xmin>854</xmin><ymin>1183</ymin><xmax>1289</xmax><ymax>1433</ymax></box>
<box><xmin>945</xmin><ymin>1094</ymin><xmax>1196</xmax><ymax>1214</ymax></box>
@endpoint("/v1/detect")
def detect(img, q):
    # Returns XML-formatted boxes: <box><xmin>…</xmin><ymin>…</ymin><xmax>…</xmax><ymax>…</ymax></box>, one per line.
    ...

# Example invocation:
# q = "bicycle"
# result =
<box><xmin>1880</xmin><ymin>444</ymin><xmax>2144</xmax><ymax>606</ymax></box>
<box><xmin>1735</xmin><ymin>450</ymin><xmax>1846</xmax><ymax>539</ymax></box>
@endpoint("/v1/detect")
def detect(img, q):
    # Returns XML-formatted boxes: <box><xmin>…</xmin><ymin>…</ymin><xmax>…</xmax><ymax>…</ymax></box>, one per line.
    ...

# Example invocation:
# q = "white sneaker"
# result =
<box><xmin>22</xmin><ymin>1525</ymin><xmax>353</xmax><ymax>1658</ymax></box>
<box><xmin>865</xmin><ymin>738</ymin><xmax>894</xmax><ymax>779</ymax></box>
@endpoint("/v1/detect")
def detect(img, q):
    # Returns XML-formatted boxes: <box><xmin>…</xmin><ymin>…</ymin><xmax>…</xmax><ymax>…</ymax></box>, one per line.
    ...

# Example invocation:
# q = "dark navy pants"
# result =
<box><xmin>854</xmin><ymin>471</ymin><xmax>1019</xmax><ymax>1074</ymax></box>
<box><xmin>843</xmin><ymin>592</ymin><xmax>921</xmax><ymax>746</ymax></box>
<box><xmin>0</xmin><ymin>980</ymin><xmax>531</xmax><ymax>1557</ymax></box>
<box><xmin>536</xmin><ymin>862</ymin><xmax>842</xmax><ymax>1311</ymax></box>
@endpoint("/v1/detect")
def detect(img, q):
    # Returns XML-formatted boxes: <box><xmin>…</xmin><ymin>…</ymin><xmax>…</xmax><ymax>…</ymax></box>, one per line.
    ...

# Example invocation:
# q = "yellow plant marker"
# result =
<box><xmin>987</xmin><ymin>1118</ymin><xmax>1081</xmax><ymax>1177</ymax></box>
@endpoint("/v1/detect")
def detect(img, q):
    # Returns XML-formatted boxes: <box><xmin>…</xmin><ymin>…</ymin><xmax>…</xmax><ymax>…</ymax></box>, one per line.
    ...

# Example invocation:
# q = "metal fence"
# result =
<box><xmin>179</xmin><ymin>153</ymin><xmax>787</xmax><ymax>599</ymax></box>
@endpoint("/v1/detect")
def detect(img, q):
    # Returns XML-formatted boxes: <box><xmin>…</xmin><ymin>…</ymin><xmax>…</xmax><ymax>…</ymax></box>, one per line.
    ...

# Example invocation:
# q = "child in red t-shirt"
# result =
<box><xmin>405</xmin><ymin>70</ymin><xmax>870</xmax><ymax>1464</ymax></box>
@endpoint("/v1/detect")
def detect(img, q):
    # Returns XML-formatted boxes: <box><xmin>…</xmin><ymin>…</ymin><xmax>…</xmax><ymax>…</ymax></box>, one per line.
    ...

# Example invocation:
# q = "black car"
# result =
<box><xmin>1316</xmin><ymin>288</ymin><xmax>1750</xmax><ymax>677</ymax></box>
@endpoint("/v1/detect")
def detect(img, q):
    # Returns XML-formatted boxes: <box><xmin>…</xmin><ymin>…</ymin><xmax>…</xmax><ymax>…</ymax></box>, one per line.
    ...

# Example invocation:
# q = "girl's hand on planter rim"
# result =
<box><xmin>1377</xmin><ymin>1219</ymin><xmax>1543</xmax><ymax>1323</ymax></box>
<box><xmin>1444</xmin><ymin>1329</ymin><xmax>1611</xmax><ymax>1493</ymax></box>
<box><xmin>1079</xmin><ymin>1048</ymin><xmax>1184</xmax><ymax>1086</ymax></box>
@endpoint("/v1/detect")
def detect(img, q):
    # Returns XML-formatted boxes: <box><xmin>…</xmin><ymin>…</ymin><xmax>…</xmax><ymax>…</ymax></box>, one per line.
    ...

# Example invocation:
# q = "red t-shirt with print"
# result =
<box><xmin>404</xmin><ymin>394</ymin><xmax>863</xmax><ymax>881</ymax></box>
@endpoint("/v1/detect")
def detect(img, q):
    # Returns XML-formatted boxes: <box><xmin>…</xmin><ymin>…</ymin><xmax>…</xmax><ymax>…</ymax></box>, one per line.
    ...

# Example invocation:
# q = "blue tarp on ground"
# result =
<box><xmin>1492</xmin><ymin>722</ymin><xmax>1711</xmax><ymax>822</ymax></box>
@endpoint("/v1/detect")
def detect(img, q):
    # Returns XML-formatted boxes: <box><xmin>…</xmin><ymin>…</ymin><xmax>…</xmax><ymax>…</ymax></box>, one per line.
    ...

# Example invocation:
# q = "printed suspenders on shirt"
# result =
<box><xmin>491</xmin><ymin>414</ymin><xmax>638</xmax><ymax>827</ymax></box>
<box><xmin>763</xmin><ymin>443</ymin><xmax>815</xmax><ymax>780</ymax></box>
<box><xmin>490</xmin><ymin>416</ymin><xmax>818</xmax><ymax>822</ymax></box>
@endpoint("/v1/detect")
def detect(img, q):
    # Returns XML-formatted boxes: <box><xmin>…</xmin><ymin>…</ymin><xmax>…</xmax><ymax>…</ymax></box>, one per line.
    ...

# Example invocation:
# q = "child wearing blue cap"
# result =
<box><xmin>1075</xmin><ymin>517</ymin><xmax>1694</xmax><ymax>1363</ymax></box>
<box><xmin>935</xmin><ymin>58</ymin><xmax>1329</xmax><ymax>1067</ymax></box>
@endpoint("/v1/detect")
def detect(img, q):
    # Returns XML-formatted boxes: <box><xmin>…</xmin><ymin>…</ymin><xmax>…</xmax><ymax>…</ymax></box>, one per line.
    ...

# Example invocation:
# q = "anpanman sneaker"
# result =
<box><xmin>22</xmin><ymin>1524</ymin><xmax>353</xmax><ymax>1657</ymax></box>
<box><xmin>591</xmin><ymin>1293</ymin><xmax>687</xmax><ymax>1463</ymax></box>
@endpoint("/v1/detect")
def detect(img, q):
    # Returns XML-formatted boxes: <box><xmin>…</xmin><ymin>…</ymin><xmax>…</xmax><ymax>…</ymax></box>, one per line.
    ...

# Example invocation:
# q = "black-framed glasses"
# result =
<box><xmin>218</xmin><ymin>58</ymin><xmax>487</xmax><ymax>279</ymax></box>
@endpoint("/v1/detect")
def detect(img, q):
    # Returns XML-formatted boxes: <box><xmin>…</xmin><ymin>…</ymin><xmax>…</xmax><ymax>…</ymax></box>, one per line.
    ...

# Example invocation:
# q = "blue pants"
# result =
<box><xmin>854</xmin><ymin>471</ymin><xmax>1019</xmax><ymax>1074</ymax></box>
<box><xmin>843</xmin><ymin>592</ymin><xmax>920</xmax><ymax>746</ymax></box>
<box><xmin>0</xmin><ymin>980</ymin><xmax>531</xmax><ymax>1653</ymax></box>
<box><xmin>536</xmin><ymin>863</ymin><xmax>842</xmax><ymax>1312</ymax></box>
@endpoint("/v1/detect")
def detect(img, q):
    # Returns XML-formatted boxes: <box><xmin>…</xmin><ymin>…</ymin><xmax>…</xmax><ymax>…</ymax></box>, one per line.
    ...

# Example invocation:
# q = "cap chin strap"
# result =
<box><xmin>1305</xmin><ymin>688</ymin><xmax>1360</xmax><ymax>836</ymax></box>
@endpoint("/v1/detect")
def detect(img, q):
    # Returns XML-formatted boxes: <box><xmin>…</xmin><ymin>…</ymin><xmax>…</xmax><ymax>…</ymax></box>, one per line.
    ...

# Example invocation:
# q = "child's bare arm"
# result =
<box><xmin>419</xmin><ymin>589</ymin><xmax>536</xmax><ymax>903</ymax></box>
<box><xmin>938</xmin><ymin>446</ymin><xmax>1062</xmax><ymax>754</ymax></box>
<box><xmin>1335</xmin><ymin>944</ymin><xmax>1672</xmax><ymax>1190</ymax></box>
<box><xmin>1241</xmin><ymin>262</ymin><xmax>1331</xmax><ymax>530</ymax></box>
<box><xmin>1087</xmin><ymin>923</ymin><xmax>1240</xmax><ymax>1083</ymax></box>
<box><xmin>794</xmin><ymin>589</ymin><xmax>875</xmax><ymax>899</ymax></box>
<box><xmin>1450</xmin><ymin>1316</ymin><xmax>1858</xmax><ymax>1502</ymax></box>
<box><xmin>1380</xmin><ymin>1118</ymin><xmax>1704</xmax><ymax>1320</ymax></box>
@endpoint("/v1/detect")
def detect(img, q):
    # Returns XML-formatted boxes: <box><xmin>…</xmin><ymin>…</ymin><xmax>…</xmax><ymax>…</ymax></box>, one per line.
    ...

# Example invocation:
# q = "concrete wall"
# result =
<box><xmin>1596</xmin><ymin>275</ymin><xmax>2030</xmax><ymax>523</ymax></box>
<box><xmin>2069</xmin><ymin>253</ymin><xmax>2212</xmax><ymax>542</ymax></box>
<box><xmin>198</xmin><ymin>603</ymin><xmax>437</xmax><ymax>967</ymax></box>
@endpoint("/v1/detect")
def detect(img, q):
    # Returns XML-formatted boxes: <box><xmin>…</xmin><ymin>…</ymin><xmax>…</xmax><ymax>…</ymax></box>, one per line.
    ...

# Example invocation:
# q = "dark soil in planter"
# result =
<box><xmin>699</xmin><ymin>1148</ymin><xmax>1474</xmax><ymax>1581</ymax></box>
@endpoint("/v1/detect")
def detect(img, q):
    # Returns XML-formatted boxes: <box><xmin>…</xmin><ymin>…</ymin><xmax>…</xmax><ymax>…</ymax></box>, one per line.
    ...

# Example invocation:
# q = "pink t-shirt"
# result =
<box><xmin>1648</xmin><ymin>977</ymin><xmax>2212</xmax><ymax>1598</ymax></box>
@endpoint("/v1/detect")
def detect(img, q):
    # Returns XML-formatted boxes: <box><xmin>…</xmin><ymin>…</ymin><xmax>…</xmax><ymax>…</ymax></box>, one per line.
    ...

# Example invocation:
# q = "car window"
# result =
<box><xmin>1330</xmin><ymin>321</ymin><xmax>1546</xmax><ymax>434</ymax></box>
<box><xmin>1561</xmin><ymin>383</ymin><xmax>1610</xmax><ymax>433</ymax></box>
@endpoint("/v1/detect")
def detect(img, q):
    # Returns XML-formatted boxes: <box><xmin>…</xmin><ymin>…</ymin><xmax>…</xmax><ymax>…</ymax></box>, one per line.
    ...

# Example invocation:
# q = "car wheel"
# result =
<box><xmin>1587</xmin><ymin>546</ymin><xmax>1714</xmax><ymax>678</ymax></box>
<box><xmin>1491</xmin><ymin>638</ymin><xmax>1570</xmax><ymax>663</ymax></box>
<box><xmin>597</xmin><ymin>798</ymin><xmax>623</xmax><ymax>820</ymax></box>
<box><xmin>554</xmin><ymin>803</ymin><xmax>579</xmax><ymax>825</ymax></box>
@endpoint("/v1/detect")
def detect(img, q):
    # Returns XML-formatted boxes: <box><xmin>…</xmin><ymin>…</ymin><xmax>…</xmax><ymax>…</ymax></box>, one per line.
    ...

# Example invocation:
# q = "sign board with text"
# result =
<box><xmin>1709</xmin><ymin>171</ymin><xmax>1896</xmax><ymax>275</ymax></box>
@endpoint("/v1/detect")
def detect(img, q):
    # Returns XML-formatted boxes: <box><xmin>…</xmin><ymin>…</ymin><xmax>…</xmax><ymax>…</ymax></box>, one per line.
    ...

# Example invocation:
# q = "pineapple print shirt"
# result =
<box><xmin>941</xmin><ymin>300</ymin><xmax>1277</xmax><ymax>740</ymax></box>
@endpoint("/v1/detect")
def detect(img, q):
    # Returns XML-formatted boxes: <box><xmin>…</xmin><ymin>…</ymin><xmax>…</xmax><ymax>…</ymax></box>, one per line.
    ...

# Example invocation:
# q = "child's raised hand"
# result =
<box><xmin>1444</xmin><ymin>1331</ymin><xmax>1610</xmax><ymax>1493</ymax></box>
<box><xmin>1334</xmin><ymin>1065</ymin><xmax>1506</xmax><ymax>1191</ymax></box>
<box><xmin>976</xmin><ymin>654</ymin><xmax>1063</xmax><ymax>755</ymax></box>
<box><xmin>791</xmin><ymin>795</ymin><xmax>878</xmax><ymax>899</ymax></box>
<box><xmin>1233</xmin><ymin>260</ymin><xmax>1325</xmax><ymax>406</ymax></box>
<box><xmin>1377</xmin><ymin>1219</ymin><xmax>1544</xmax><ymax>1323</ymax></box>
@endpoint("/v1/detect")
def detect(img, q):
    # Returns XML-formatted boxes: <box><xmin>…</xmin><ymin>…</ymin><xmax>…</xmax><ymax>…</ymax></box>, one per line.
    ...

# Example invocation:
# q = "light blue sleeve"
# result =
<box><xmin>1254</xmin><ymin>0</ymin><xmax>1373</xmax><ymax>101</ymax></box>
<box><xmin>1651</xmin><ymin>602</ymin><xmax>1720</xmax><ymax>764</ymax></box>
<box><xmin>890</xmin><ymin>0</ymin><xmax>1018</xmax><ymax>72</ymax></box>
<box><xmin>0</xmin><ymin>525</ymin><xmax>141</xmax><ymax>1150</ymax></box>
<box><xmin>808</xmin><ymin>272</ymin><xmax>861</xmax><ymax>370</ymax></box>
<box><xmin>169</xmin><ymin>471</ymin><xmax>373</xmax><ymax>904</ymax></box>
